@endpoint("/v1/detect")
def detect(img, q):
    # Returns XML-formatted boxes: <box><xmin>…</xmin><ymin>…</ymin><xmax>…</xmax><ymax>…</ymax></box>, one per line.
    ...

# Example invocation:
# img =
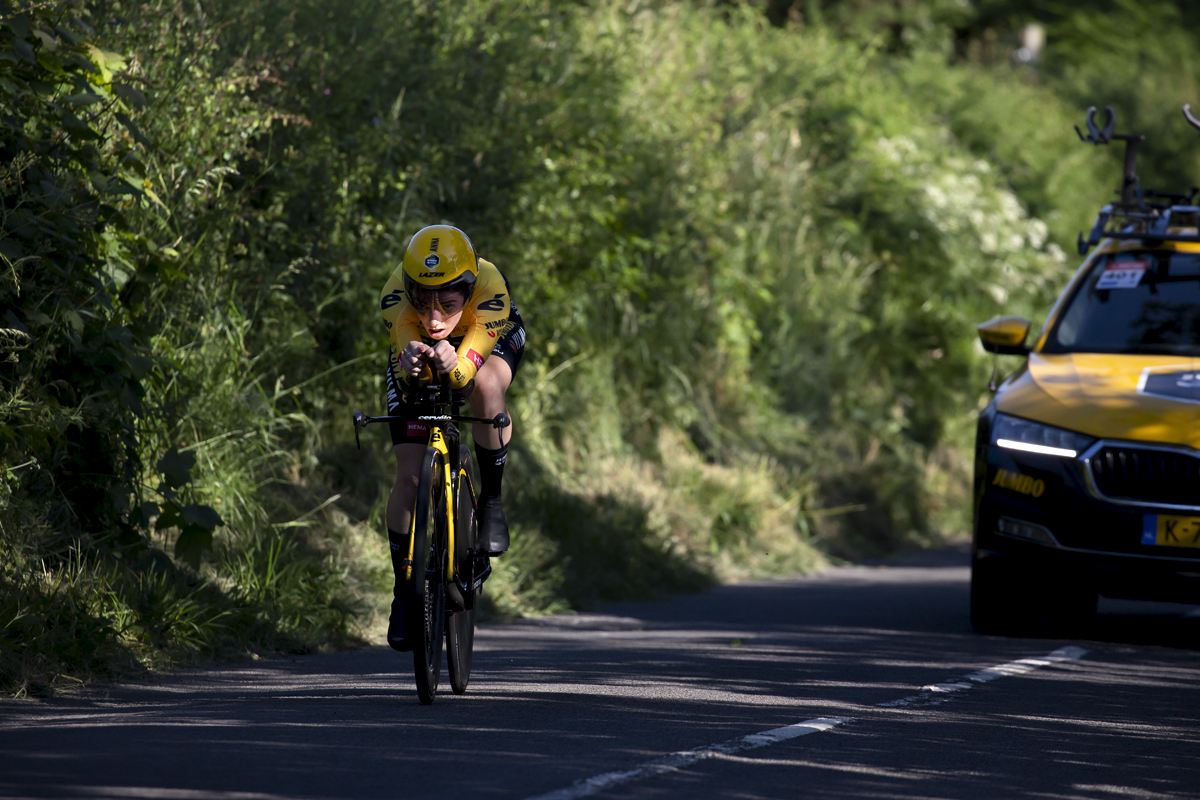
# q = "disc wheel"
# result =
<box><xmin>411</xmin><ymin>446</ymin><xmax>447</xmax><ymax>705</ymax></box>
<box><xmin>447</xmin><ymin>445</ymin><xmax>478</xmax><ymax>695</ymax></box>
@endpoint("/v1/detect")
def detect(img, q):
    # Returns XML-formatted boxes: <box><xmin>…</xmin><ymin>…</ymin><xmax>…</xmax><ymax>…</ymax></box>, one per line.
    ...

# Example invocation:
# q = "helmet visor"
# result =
<box><xmin>409</xmin><ymin>286</ymin><xmax>470</xmax><ymax>315</ymax></box>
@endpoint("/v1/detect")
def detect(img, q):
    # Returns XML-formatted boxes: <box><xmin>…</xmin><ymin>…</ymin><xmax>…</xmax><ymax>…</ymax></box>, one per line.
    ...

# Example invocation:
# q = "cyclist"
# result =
<box><xmin>379</xmin><ymin>224</ymin><xmax>525</xmax><ymax>651</ymax></box>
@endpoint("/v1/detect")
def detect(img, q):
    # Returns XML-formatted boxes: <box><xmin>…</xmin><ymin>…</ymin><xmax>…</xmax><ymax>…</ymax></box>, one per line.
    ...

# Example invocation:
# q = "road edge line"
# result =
<box><xmin>524</xmin><ymin>645</ymin><xmax>1090</xmax><ymax>798</ymax></box>
<box><xmin>878</xmin><ymin>645</ymin><xmax>1089</xmax><ymax>708</ymax></box>
<box><xmin>522</xmin><ymin>718</ymin><xmax>849</xmax><ymax>800</ymax></box>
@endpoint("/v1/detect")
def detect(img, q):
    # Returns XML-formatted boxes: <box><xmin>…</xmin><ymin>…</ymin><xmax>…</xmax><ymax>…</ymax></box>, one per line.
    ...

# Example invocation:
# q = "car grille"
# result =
<box><xmin>1088</xmin><ymin>445</ymin><xmax>1200</xmax><ymax>506</ymax></box>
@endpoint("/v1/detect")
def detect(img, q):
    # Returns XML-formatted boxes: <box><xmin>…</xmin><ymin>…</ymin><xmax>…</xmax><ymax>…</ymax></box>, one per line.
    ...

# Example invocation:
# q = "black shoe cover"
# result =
<box><xmin>477</xmin><ymin>497</ymin><xmax>510</xmax><ymax>556</ymax></box>
<box><xmin>387</xmin><ymin>593</ymin><xmax>413</xmax><ymax>652</ymax></box>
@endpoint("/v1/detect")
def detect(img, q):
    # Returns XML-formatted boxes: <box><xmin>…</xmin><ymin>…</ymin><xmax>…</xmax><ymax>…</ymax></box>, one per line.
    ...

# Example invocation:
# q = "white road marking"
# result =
<box><xmin>525</xmin><ymin>645</ymin><xmax>1089</xmax><ymax>799</ymax></box>
<box><xmin>523</xmin><ymin>718</ymin><xmax>847</xmax><ymax>800</ymax></box>
<box><xmin>964</xmin><ymin>645</ymin><xmax>1088</xmax><ymax>683</ymax></box>
<box><xmin>879</xmin><ymin>645</ymin><xmax>1088</xmax><ymax>708</ymax></box>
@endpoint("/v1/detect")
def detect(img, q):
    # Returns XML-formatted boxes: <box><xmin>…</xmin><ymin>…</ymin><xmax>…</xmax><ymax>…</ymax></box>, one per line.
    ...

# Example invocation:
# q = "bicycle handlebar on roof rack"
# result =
<box><xmin>1076</xmin><ymin>104</ymin><xmax>1200</xmax><ymax>255</ymax></box>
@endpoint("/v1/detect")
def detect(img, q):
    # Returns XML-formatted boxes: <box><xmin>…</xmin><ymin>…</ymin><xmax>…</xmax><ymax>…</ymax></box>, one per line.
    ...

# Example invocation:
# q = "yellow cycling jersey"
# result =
<box><xmin>380</xmin><ymin>258</ymin><xmax>511</xmax><ymax>389</ymax></box>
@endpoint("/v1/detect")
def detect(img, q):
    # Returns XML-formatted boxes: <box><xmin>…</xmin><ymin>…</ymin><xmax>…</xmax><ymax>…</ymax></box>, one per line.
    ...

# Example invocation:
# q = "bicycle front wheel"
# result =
<box><xmin>447</xmin><ymin>444</ymin><xmax>478</xmax><ymax>695</ymax></box>
<box><xmin>411</xmin><ymin>446</ymin><xmax>447</xmax><ymax>705</ymax></box>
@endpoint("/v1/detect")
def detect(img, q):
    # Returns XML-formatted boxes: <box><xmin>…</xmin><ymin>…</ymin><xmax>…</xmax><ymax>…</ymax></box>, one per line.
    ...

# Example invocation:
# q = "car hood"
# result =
<box><xmin>996</xmin><ymin>353</ymin><xmax>1200</xmax><ymax>448</ymax></box>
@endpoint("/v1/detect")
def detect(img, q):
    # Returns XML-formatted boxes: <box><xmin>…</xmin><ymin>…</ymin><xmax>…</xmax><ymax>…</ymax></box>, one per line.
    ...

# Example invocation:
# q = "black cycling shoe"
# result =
<box><xmin>477</xmin><ymin>497</ymin><xmax>510</xmax><ymax>556</ymax></box>
<box><xmin>387</xmin><ymin>594</ymin><xmax>414</xmax><ymax>652</ymax></box>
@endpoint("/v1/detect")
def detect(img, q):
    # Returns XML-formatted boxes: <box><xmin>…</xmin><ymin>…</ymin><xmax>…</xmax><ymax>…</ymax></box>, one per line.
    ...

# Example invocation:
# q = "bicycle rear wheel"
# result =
<box><xmin>411</xmin><ymin>446</ymin><xmax>447</xmax><ymax>705</ymax></box>
<box><xmin>447</xmin><ymin>444</ymin><xmax>478</xmax><ymax>695</ymax></box>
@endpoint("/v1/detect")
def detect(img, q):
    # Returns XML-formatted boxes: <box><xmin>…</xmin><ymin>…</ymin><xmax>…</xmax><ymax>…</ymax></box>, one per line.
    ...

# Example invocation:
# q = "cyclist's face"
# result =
<box><xmin>410</xmin><ymin>288</ymin><xmax>468</xmax><ymax>316</ymax></box>
<box><xmin>411</xmin><ymin>288</ymin><xmax>469</xmax><ymax>338</ymax></box>
<box><xmin>417</xmin><ymin>304</ymin><xmax>464</xmax><ymax>339</ymax></box>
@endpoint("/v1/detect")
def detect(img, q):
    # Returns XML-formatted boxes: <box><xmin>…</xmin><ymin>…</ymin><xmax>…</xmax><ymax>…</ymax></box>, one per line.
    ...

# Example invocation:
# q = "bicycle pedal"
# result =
<box><xmin>472</xmin><ymin>559</ymin><xmax>492</xmax><ymax>592</ymax></box>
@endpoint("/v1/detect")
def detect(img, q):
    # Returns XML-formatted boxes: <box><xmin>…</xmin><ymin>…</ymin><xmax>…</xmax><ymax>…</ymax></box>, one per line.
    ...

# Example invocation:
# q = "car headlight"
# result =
<box><xmin>990</xmin><ymin>413</ymin><xmax>1095</xmax><ymax>458</ymax></box>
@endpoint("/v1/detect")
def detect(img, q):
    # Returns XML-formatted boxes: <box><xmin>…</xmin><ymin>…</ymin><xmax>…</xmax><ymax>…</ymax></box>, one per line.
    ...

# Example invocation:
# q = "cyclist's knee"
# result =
<box><xmin>391</xmin><ymin>471</ymin><xmax>418</xmax><ymax>494</ymax></box>
<box><xmin>393</xmin><ymin>443</ymin><xmax>425</xmax><ymax>472</ymax></box>
<box><xmin>470</xmin><ymin>369</ymin><xmax>507</xmax><ymax>409</ymax></box>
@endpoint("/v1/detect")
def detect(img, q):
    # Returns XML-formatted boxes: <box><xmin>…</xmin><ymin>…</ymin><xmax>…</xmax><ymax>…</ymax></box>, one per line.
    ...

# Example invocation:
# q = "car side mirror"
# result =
<box><xmin>977</xmin><ymin>316</ymin><xmax>1032</xmax><ymax>355</ymax></box>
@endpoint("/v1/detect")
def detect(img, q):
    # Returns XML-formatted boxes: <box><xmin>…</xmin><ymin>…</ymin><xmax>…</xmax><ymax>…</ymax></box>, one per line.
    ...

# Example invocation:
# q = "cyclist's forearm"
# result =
<box><xmin>448</xmin><ymin>326</ymin><xmax>498</xmax><ymax>388</ymax></box>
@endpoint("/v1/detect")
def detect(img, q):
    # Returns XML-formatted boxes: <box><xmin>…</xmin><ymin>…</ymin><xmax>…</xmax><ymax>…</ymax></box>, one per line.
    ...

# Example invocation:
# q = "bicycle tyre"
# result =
<box><xmin>447</xmin><ymin>444</ymin><xmax>478</xmax><ymax>695</ymax></box>
<box><xmin>411</xmin><ymin>446</ymin><xmax>447</xmax><ymax>705</ymax></box>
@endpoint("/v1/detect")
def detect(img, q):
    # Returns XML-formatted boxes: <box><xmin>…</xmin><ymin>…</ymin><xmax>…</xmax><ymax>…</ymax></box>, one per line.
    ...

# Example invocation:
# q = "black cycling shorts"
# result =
<box><xmin>385</xmin><ymin>308</ymin><xmax>526</xmax><ymax>446</ymax></box>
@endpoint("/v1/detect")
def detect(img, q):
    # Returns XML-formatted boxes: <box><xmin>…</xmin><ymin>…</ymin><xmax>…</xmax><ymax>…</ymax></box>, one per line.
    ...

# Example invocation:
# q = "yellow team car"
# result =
<box><xmin>971</xmin><ymin>105</ymin><xmax>1200</xmax><ymax>632</ymax></box>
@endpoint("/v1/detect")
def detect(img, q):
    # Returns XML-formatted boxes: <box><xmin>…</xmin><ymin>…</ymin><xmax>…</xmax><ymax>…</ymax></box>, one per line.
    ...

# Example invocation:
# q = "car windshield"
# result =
<box><xmin>1043</xmin><ymin>249</ymin><xmax>1200</xmax><ymax>356</ymax></box>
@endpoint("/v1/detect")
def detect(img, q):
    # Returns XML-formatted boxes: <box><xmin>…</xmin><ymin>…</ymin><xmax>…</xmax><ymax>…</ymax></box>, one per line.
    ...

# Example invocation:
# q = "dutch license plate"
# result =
<box><xmin>1142</xmin><ymin>515</ymin><xmax>1200</xmax><ymax>547</ymax></box>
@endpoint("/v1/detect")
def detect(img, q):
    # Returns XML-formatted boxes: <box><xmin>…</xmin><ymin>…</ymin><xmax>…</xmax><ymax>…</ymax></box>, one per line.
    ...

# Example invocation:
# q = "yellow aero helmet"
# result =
<box><xmin>401</xmin><ymin>225</ymin><xmax>478</xmax><ymax>308</ymax></box>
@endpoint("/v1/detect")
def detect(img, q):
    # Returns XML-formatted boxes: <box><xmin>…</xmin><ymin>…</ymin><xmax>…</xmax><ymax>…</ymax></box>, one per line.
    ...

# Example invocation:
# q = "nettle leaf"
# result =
<box><xmin>114</xmin><ymin>112</ymin><xmax>151</xmax><ymax>148</ymax></box>
<box><xmin>113</xmin><ymin>83</ymin><xmax>146</xmax><ymax>109</ymax></box>
<box><xmin>155</xmin><ymin>501</ymin><xmax>221</xmax><ymax>531</ymax></box>
<box><xmin>58</xmin><ymin>108</ymin><xmax>94</xmax><ymax>136</ymax></box>
<box><xmin>32</xmin><ymin>30</ymin><xmax>57</xmax><ymax>52</ymax></box>
<box><xmin>130</xmin><ymin>500</ymin><xmax>159</xmax><ymax>528</ymax></box>
<box><xmin>7</xmin><ymin>34</ymin><xmax>35</xmax><ymax>64</ymax></box>
<box><xmin>174</xmin><ymin>526</ymin><xmax>213</xmax><ymax>569</ymax></box>
<box><xmin>63</xmin><ymin>92</ymin><xmax>102</xmax><ymax>106</ymax></box>
<box><xmin>5</xmin><ymin>14</ymin><xmax>32</xmax><ymax>39</ymax></box>
<box><xmin>81</xmin><ymin>43</ymin><xmax>109</xmax><ymax>81</ymax></box>
<box><xmin>158</xmin><ymin>500</ymin><xmax>223</xmax><ymax>568</ymax></box>
<box><xmin>156</xmin><ymin>447</ymin><xmax>196</xmax><ymax>488</ymax></box>
<box><xmin>61</xmin><ymin>51</ymin><xmax>93</xmax><ymax>73</ymax></box>
<box><xmin>125</xmin><ymin>353</ymin><xmax>153</xmax><ymax>379</ymax></box>
<box><xmin>155</xmin><ymin>499</ymin><xmax>183</xmax><ymax>530</ymax></box>
<box><xmin>181</xmin><ymin>503</ymin><xmax>223</xmax><ymax>531</ymax></box>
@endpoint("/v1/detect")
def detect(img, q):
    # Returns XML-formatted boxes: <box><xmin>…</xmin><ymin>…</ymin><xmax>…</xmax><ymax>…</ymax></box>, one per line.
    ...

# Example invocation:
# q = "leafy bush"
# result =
<box><xmin>0</xmin><ymin>2</ymin><xmax>368</xmax><ymax>695</ymax></box>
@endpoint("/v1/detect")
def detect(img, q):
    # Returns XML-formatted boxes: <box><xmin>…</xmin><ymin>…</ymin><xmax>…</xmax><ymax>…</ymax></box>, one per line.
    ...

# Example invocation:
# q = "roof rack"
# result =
<box><xmin>1076</xmin><ymin>104</ymin><xmax>1200</xmax><ymax>255</ymax></box>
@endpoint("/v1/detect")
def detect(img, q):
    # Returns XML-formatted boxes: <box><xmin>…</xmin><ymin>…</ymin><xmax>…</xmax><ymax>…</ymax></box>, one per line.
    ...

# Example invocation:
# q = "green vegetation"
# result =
<box><xmin>5</xmin><ymin>0</ymin><xmax>1200</xmax><ymax>694</ymax></box>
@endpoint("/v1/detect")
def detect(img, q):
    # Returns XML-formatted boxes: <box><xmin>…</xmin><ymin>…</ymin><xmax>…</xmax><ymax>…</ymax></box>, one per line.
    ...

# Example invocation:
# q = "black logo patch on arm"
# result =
<box><xmin>381</xmin><ymin>290</ymin><xmax>406</xmax><ymax>310</ymax></box>
<box><xmin>478</xmin><ymin>293</ymin><xmax>506</xmax><ymax>312</ymax></box>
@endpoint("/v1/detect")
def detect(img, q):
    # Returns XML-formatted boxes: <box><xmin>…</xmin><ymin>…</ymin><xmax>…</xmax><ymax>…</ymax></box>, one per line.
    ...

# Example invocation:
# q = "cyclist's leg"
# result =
<box><xmin>472</xmin><ymin>369</ymin><xmax>516</xmax><ymax>556</ymax></box>
<box><xmin>470</xmin><ymin>309</ymin><xmax>525</xmax><ymax>556</ymax></box>
<box><xmin>387</xmin><ymin>443</ymin><xmax>425</xmax><ymax>535</ymax></box>
<box><xmin>471</xmin><ymin>356</ymin><xmax>513</xmax><ymax>448</ymax></box>
<box><xmin>384</xmin><ymin>359</ymin><xmax>436</xmax><ymax>651</ymax></box>
<box><xmin>385</xmin><ymin>442</ymin><xmax>425</xmax><ymax>651</ymax></box>
<box><xmin>471</xmin><ymin>357</ymin><xmax>514</xmax><ymax>556</ymax></box>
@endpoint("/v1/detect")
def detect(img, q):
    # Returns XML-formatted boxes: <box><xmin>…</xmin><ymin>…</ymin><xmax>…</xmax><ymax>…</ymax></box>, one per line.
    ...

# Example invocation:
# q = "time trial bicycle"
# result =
<box><xmin>352</xmin><ymin>373</ymin><xmax>510</xmax><ymax>704</ymax></box>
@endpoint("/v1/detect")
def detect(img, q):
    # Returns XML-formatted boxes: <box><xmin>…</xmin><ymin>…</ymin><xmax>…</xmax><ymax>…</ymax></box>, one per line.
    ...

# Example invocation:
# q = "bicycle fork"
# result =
<box><xmin>404</xmin><ymin>427</ymin><xmax>457</xmax><ymax>583</ymax></box>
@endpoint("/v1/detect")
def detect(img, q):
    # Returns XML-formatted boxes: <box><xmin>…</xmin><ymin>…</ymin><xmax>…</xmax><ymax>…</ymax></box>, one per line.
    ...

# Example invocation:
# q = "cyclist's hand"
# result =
<box><xmin>400</xmin><ymin>341</ymin><xmax>433</xmax><ymax>377</ymax></box>
<box><xmin>430</xmin><ymin>340</ymin><xmax>457</xmax><ymax>374</ymax></box>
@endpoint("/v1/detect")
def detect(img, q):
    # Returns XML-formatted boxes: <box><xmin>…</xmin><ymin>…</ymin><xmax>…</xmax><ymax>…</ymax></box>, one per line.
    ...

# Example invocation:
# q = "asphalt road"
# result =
<box><xmin>3</xmin><ymin>547</ymin><xmax>1199</xmax><ymax>800</ymax></box>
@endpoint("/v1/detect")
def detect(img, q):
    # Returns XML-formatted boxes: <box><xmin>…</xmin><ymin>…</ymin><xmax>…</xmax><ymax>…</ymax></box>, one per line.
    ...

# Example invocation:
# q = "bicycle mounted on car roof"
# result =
<box><xmin>1073</xmin><ymin>104</ymin><xmax>1200</xmax><ymax>257</ymax></box>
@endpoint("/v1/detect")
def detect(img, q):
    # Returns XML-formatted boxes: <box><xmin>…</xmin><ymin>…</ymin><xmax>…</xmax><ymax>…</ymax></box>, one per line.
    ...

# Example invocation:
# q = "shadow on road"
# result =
<box><xmin>0</xmin><ymin>546</ymin><xmax>1197</xmax><ymax>800</ymax></box>
<box><xmin>598</xmin><ymin>544</ymin><xmax>1200</xmax><ymax>651</ymax></box>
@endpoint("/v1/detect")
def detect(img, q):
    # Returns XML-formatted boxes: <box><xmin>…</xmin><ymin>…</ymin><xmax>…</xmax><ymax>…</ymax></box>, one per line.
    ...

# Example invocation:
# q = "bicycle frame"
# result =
<box><xmin>412</xmin><ymin>423</ymin><xmax>455</xmax><ymax>583</ymax></box>
<box><xmin>351</xmin><ymin>380</ymin><xmax>510</xmax><ymax>583</ymax></box>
